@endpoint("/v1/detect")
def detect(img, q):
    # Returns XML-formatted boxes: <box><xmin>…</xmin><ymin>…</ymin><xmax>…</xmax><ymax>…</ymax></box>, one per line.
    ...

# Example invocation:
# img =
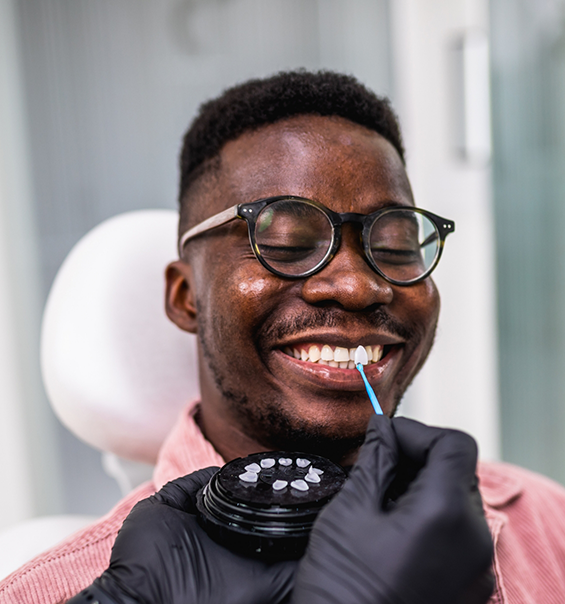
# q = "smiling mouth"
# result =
<box><xmin>282</xmin><ymin>344</ymin><xmax>393</xmax><ymax>369</ymax></box>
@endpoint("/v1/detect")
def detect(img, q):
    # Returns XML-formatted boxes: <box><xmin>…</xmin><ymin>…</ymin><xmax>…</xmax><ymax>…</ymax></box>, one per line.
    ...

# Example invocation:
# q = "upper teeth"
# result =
<box><xmin>284</xmin><ymin>344</ymin><xmax>383</xmax><ymax>367</ymax></box>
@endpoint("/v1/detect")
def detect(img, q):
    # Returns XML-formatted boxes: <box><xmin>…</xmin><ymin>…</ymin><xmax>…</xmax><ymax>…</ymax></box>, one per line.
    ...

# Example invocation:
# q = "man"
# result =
<box><xmin>2</xmin><ymin>71</ymin><xmax>565</xmax><ymax>603</ymax></box>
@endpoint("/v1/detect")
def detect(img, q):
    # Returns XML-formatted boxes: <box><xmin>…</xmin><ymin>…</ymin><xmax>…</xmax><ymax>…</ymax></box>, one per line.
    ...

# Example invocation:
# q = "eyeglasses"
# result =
<box><xmin>179</xmin><ymin>196</ymin><xmax>455</xmax><ymax>285</ymax></box>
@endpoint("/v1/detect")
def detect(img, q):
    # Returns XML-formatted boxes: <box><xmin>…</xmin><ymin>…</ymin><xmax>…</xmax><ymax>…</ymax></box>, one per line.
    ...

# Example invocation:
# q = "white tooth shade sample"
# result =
<box><xmin>354</xmin><ymin>345</ymin><xmax>368</xmax><ymax>366</ymax></box>
<box><xmin>290</xmin><ymin>479</ymin><xmax>309</xmax><ymax>491</ymax></box>
<box><xmin>278</xmin><ymin>458</ymin><xmax>292</xmax><ymax>466</ymax></box>
<box><xmin>239</xmin><ymin>471</ymin><xmax>259</xmax><ymax>483</ymax></box>
<box><xmin>260</xmin><ymin>458</ymin><xmax>275</xmax><ymax>468</ymax></box>
<box><xmin>305</xmin><ymin>470</ymin><xmax>321</xmax><ymax>483</ymax></box>
<box><xmin>245</xmin><ymin>463</ymin><xmax>261</xmax><ymax>473</ymax></box>
<box><xmin>296</xmin><ymin>458</ymin><xmax>311</xmax><ymax>468</ymax></box>
<box><xmin>310</xmin><ymin>467</ymin><xmax>324</xmax><ymax>475</ymax></box>
<box><xmin>272</xmin><ymin>480</ymin><xmax>288</xmax><ymax>491</ymax></box>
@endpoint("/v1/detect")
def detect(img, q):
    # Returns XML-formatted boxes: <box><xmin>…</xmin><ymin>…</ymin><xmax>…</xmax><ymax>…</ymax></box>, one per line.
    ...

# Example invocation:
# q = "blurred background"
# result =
<box><xmin>1</xmin><ymin>0</ymin><xmax>564</xmax><ymax>535</ymax></box>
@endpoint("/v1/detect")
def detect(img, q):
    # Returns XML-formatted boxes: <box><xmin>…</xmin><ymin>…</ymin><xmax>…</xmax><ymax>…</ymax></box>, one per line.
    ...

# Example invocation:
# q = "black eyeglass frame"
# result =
<box><xmin>179</xmin><ymin>196</ymin><xmax>455</xmax><ymax>286</ymax></box>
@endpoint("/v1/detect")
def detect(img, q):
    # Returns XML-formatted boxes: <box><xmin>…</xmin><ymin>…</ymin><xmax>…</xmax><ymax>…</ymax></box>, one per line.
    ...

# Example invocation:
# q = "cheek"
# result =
<box><xmin>422</xmin><ymin>279</ymin><xmax>441</xmax><ymax>329</ymax></box>
<box><xmin>197</xmin><ymin>258</ymin><xmax>285</xmax><ymax>346</ymax></box>
<box><xmin>393</xmin><ymin>278</ymin><xmax>440</xmax><ymax>338</ymax></box>
<box><xmin>237</xmin><ymin>276</ymin><xmax>272</xmax><ymax>299</ymax></box>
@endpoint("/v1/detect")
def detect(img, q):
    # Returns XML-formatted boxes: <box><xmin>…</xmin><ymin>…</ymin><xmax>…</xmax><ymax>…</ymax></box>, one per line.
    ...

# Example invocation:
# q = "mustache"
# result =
<box><xmin>257</xmin><ymin>306</ymin><xmax>417</xmax><ymax>346</ymax></box>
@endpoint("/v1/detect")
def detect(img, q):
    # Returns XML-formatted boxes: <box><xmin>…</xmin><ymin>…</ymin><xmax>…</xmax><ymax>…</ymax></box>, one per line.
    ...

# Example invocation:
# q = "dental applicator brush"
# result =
<box><xmin>354</xmin><ymin>345</ymin><xmax>383</xmax><ymax>415</ymax></box>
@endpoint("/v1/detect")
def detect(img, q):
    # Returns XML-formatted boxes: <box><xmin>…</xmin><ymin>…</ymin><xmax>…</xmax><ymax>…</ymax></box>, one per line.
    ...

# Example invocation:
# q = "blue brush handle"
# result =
<box><xmin>356</xmin><ymin>364</ymin><xmax>383</xmax><ymax>415</ymax></box>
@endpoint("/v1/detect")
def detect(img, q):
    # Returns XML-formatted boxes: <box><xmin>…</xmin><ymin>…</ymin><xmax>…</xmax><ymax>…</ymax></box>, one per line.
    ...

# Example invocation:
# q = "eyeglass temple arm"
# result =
<box><xmin>178</xmin><ymin>205</ymin><xmax>239</xmax><ymax>255</ymax></box>
<box><xmin>419</xmin><ymin>220</ymin><xmax>454</xmax><ymax>248</ymax></box>
<box><xmin>420</xmin><ymin>232</ymin><xmax>439</xmax><ymax>248</ymax></box>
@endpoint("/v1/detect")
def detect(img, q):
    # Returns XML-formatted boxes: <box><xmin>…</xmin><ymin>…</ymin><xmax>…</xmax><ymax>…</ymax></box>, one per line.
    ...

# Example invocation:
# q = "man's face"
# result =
<box><xmin>167</xmin><ymin>115</ymin><xmax>440</xmax><ymax>464</ymax></box>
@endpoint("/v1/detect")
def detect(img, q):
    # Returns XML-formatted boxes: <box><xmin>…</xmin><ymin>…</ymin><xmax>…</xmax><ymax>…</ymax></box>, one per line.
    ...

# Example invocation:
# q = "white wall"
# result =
<box><xmin>0</xmin><ymin>0</ymin><xmax>62</xmax><ymax>529</ymax></box>
<box><xmin>391</xmin><ymin>0</ymin><xmax>501</xmax><ymax>461</ymax></box>
<box><xmin>4</xmin><ymin>0</ymin><xmax>394</xmax><ymax>523</ymax></box>
<box><xmin>0</xmin><ymin>0</ymin><xmax>501</xmax><ymax>532</ymax></box>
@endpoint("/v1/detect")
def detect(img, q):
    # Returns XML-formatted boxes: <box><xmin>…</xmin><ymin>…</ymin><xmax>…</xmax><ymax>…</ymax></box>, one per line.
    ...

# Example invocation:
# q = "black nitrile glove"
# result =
<box><xmin>68</xmin><ymin>467</ymin><xmax>297</xmax><ymax>604</ymax></box>
<box><xmin>291</xmin><ymin>416</ymin><xmax>494</xmax><ymax>604</ymax></box>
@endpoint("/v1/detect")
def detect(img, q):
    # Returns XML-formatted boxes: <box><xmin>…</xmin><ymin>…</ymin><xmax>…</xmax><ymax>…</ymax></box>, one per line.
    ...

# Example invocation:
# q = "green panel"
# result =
<box><xmin>491</xmin><ymin>0</ymin><xmax>565</xmax><ymax>483</ymax></box>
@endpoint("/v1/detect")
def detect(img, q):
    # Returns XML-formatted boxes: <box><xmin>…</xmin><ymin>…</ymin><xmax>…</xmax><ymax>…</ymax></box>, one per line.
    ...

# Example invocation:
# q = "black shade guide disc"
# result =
<box><xmin>197</xmin><ymin>451</ymin><xmax>347</xmax><ymax>560</ymax></box>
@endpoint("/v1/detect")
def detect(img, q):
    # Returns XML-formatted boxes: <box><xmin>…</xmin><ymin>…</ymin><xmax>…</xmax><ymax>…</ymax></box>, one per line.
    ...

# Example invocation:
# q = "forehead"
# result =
<box><xmin>202</xmin><ymin>115</ymin><xmax>413</xmax><ymax>218</ymax></box>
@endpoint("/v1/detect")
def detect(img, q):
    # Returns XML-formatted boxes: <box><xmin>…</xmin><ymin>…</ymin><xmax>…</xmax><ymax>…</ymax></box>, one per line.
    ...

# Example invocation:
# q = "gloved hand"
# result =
<box><xmin>291</xmin><ymin>416</ymin><xmax>494</xmax><ymax>604</ymax></box>
<box><xmin>68</xmin><ymin>467</ymin><xmax>297</xmax><ymax>604</ymax></box>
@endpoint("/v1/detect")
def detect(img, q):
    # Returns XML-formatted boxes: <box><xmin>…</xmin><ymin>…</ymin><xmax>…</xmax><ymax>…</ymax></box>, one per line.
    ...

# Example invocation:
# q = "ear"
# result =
<box><xmin>165</xmin><ymin>260</ymin><xmax>198</xmax><ymax>334</ymax></box>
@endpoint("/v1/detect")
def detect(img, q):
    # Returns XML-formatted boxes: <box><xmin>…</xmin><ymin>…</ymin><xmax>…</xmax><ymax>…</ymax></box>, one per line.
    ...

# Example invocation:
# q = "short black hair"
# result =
<box><xmin>178</xmin><ymin>70</ymin><xmax>405</xmax><ymax>229</ymax></box>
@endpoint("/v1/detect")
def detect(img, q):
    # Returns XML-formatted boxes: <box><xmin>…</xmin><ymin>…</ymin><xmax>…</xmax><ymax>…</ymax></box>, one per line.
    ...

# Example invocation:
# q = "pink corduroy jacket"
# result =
<box><xmin>2</xmin><ymin>401</ymin><xmax>565</xmax><ymax>604</ymax></box>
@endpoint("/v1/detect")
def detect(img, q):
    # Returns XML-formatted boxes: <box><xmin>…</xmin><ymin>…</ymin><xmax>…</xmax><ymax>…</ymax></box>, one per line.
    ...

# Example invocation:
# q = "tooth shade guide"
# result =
<box><xmin>245</xmin><ymin>463</ymin><xmax>261</xmax><ymax>473</ymax></box>
<box><xmin>199</xmin><ymin>451</ymin><xmax>348</xmax><ymax>560</ymax></box>
<box><xmin>354</xmin><ymin>345</ymin><xmax>369</xmax><ymax>366</ymax></box>
<box><xmin>278</xmin><ymin>458</ymin><xmax>292</xmax><ymax>466</ymax></box>
<box><xmin>239</xmin><ymin>471</ymin><xmax>259</xmax><ymax>483</ymax></box>
<box><xmin>305</xmin><ymin>471</ymin><xmax>321</xmax><ymax>483</ymax></box>
<box><xmin>296</xmin><ymin>458</ymin><xmax>311</xmax><ymax>468</ymax></box>
<box><xmin>260</xmin><ymin>458</ymin><xmax>275</xmax><ymax>468</ymax></box>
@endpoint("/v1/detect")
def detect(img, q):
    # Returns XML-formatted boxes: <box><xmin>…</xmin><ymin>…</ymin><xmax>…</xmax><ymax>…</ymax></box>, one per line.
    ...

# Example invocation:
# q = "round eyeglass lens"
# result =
<box><xmin>254</xmin><ymin>199</ymin><xmax>334</xmax><ymax>276</ymax></box>
<box><xmin>368</xmin><ymin>209</ymin><xmax>440</xmax><ymax>282</ymax></box>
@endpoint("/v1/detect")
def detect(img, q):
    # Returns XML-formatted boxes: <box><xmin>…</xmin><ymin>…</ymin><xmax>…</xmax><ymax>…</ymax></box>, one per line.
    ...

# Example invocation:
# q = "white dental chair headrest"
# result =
<box><xmin>41</xmin><ymin>210</ymin><xmax>199</xmax><ymax>464</ymax></box>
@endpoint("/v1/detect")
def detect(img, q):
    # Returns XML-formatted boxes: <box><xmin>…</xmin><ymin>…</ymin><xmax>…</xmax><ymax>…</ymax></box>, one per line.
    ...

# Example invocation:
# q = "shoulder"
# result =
<box><xmin>478</xmin><ymin>460</ymin><xmax>565</xmax><ymax>508</ymax></box>
<box><xmin>478</xmin><ymin>460</ymin><xmax>565</xmax><ymax>545</ymax></box>
<box><xmin>478</xmin><ymin>462</ymin><xmax>565</xmax><ymax>600</ymax></box>
<box><xmin>0</xmin><ymin>481</ymin><xmax>155</xmax><ymax>604</ymax></box>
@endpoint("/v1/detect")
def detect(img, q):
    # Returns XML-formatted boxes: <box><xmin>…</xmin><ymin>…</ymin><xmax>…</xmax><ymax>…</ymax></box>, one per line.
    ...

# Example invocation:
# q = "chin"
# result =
<box><xmin>236</xmin><ymin>400</ymin><xmax>369</xmax><ymax>464</ymax></box>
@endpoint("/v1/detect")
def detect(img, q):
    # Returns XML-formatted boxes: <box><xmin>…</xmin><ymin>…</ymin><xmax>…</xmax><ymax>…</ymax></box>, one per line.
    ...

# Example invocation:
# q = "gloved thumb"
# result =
<box><xmin>345</xmin><ymin>414</ymin><xmax>399</xmax><ymax>508</ymax></box>
<box><xmin>391</xmin><ymin>418</ymin><xmax>478</xmax><ymax>495</ymax></box>
<box><xmin>152</xmin><ymin>466</ymin><xmax>220</xmax><ymax>512</ymax></box>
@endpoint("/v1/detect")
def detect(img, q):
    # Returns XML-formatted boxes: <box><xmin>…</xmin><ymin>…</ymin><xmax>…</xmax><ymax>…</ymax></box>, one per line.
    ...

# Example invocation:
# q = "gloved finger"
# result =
<box><xmin>391</xmin><ymin>420</ymin><xmax>493</xmax><ymax>579</ymax></box>
<box><xmin>454</xmin><ymin>569</ymin><xmax>495</xmax><ymax>604</ymax></box>
<box><xmin>152</xmin><ymin>466</ymin><xmax>220</xmax><ymax>512</ymax></box>
<box><xmin>231</xmin><ymin>559</ymin><xmax>299</xmax><ymax>604</ymax></box>
<box><xmin>392</xmin><ymin>418</ymin><xmax>478</xmax><ymax>492</ymax></box>
<box><xmin>344</xmin><ymin>414</ymin><xmax>399</xmax><ymax>507</ymax></box>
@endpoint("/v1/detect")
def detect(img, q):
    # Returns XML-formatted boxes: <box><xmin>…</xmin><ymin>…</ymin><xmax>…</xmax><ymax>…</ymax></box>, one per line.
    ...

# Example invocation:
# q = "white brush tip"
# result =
<box><xmin>354</xmin><ymin>345</ymin><xmax>368</xmax><ymax>366</ymax></box>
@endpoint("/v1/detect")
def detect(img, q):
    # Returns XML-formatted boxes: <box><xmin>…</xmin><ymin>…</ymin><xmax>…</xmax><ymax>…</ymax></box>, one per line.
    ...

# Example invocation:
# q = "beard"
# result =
<box><xmin>196</xmin><ymin>302</ymin><xmax>427</xmax><ymax>463</ymax></box>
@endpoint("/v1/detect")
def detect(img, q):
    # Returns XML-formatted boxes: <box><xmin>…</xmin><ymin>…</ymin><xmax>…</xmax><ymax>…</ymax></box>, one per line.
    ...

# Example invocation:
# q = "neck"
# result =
<box><xmin>196</xmin><ymin>401</ymin><xmax>272</xmax><ymax>462</ymax></box>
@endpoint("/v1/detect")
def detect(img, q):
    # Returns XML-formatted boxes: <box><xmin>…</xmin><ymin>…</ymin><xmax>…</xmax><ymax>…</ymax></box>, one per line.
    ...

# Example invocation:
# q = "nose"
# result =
<box><xmin>301</xmin><ymin>226</ymin><xmax>394</xmax><ymax>310</ymax></box>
